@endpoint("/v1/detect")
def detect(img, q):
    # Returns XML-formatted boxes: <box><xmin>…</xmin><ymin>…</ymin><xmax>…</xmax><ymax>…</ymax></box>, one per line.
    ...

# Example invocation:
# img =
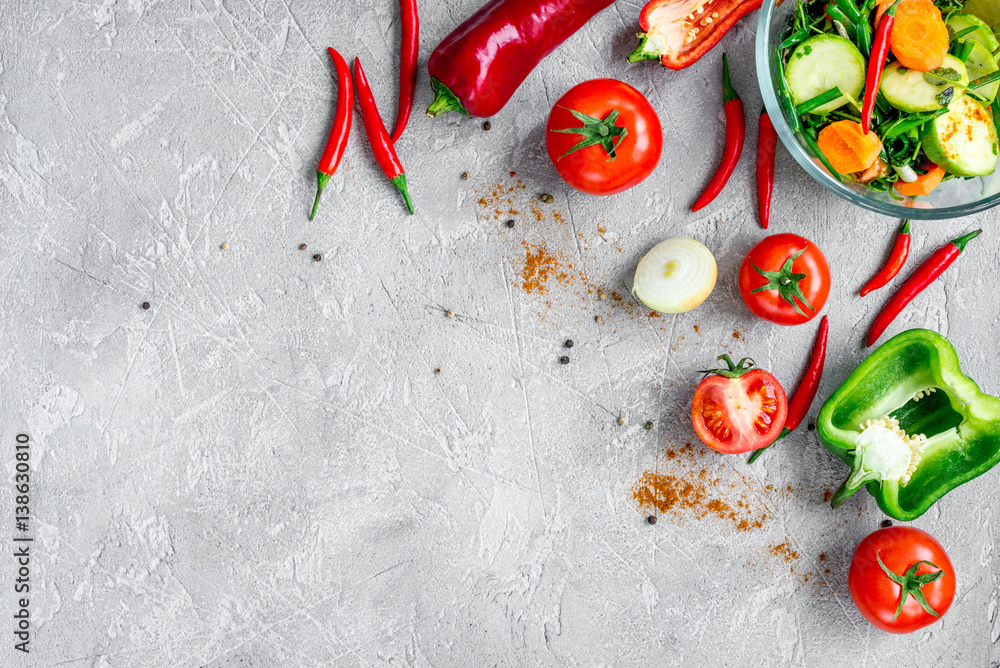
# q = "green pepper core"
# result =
<box><xmin>817</xmin><ymin>329</ymin><xmax>1000</xmax><ymax>521</ymax></box>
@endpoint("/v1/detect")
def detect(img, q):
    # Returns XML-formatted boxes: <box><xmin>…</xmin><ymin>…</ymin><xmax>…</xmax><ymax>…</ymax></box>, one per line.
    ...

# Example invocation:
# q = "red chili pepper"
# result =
<box><xmin>390</xmin><ymin>0</ymin><xmax>419</xmax><ymax>143</ymax></box>
<box><xmin>756</xmin><ymin>109</ymin><xmax>777</xmax><ymax>229</ymax></box>
<box><xmin>692</xmin><ymin>54</ymin><xmax>745</xmax><ymax>213</ymax></box>
<box><xmin>861</xmin><ymin>0</ymin><xmax>901</xmax><ymax>135</ymax></box>
<box><xmin>426</xmin><ymin>0</ymin><xmax>616</xmax><ymax>118</ymax></box>
<box><xmin>867</xmin><ymin>229</ymin><xmax>982</xmax><ymax>347</ymax></box>
<box><xmin>748</xmin><ymin>315</ymin><xmax>829</xmax><ymax>464</ymax></box>
<box><xmin>860</xmin><ymin>220</ymin><xmax>911</xmax><ymax>297</ymax></box>
<box><xmin>310</xmin><ymin>47</ymin><xmax>353</xmax><ymax>221</ymax></box>
<box><xmin>354</xmin><ymin>57</ymin><xmax>415</xmax><ymax>215</ymax></box>
<box><xmin>628</xmin><ymin>0</ymin><xmax>763</xmax><ymax>70</ymax></box>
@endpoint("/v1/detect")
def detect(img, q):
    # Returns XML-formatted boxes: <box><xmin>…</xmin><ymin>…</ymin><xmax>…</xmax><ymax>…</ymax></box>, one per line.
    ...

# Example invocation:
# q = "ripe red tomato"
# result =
<box><xmin>738</xmin><ymin>233</ymin><xmax>830</xmax><ymax>326</ymax></box>
<box><xmin>849</xmin><ymin>527</ymin><xmax>955</xmax><ymax>634</ymax></box>
<box><xmin>545</xmin><ymin>79</ymin><xmax>662</xmax><ymax>196</ymax></box>
<box><xmin>691</xmin><ymin>355</ymin><xmax>788</xmax><ymax>454</ymax></box>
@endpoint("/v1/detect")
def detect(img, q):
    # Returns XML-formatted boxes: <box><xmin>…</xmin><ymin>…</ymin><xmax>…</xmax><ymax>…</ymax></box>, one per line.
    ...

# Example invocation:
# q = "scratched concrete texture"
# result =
<box><xmin>1</xmin><ymin>0</ymin><xmax>1000</xmax><ymax>665</ymax></box>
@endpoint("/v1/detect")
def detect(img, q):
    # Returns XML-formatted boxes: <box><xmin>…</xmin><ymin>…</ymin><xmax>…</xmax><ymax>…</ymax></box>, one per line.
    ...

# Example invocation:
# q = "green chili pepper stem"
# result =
<box><xmin>900</xmin><ymin>219</ymin><xmax>911</xmax><ymax>235</ymax></box>
<box><xmin>426</xmin><ymin>77</ymin><xmax>470</xmax><ymax>118</ymax></box>
<box><xmin>391</xmin><ymin>174</ymin><xmax>415</xmax><ymax>215</ymax></box>
<box><xmin>722</xmin><ymin>53</ymin><xmax>739</xmax><ymax>103</ymax></box>
<box><xmin>951</xmin><ymin>229</ymin><xmax>982</xmax><ymax>252</ymax></box>
<box><xmin>876</xmin><ymin>551</ymin><xmax>944</xmax><ymax>620</ymax></box>
<box><xmin>627</xmin><ymin>32</ymin><xmax>661</xmax><ymax>63</ymax></box>
<box><xmin>310</xmin><ymin>171</ymin><xmax>332</xmax><ymax>221</ymax></box>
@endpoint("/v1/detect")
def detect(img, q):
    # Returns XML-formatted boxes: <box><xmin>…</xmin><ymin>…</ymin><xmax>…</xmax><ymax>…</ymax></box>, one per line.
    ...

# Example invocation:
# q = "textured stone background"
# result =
<box><xmin>2</xmin><ymin>0</ymin><xmax>999</xmax><ymax>666</ymax></box>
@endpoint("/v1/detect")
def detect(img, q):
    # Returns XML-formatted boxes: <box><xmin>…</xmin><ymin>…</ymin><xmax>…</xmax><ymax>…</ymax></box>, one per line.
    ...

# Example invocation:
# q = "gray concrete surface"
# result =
<box><xmin>2</xmin><ymin>0</ymin><xmax>999</xmax><ymax>666</ymax></box>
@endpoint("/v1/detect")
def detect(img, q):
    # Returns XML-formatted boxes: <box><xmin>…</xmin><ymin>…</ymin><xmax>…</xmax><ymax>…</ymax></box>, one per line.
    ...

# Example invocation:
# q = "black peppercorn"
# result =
<box><xmin>483</xmin><ymin>121</ymin><xmax>491</xmax><ymax>131</ymax></box>
<box><xmin>647</xmin><ymin>515</ymin><xmax>657</xmax><ymax>525</ymax></box>
<box><xmin>299</xmin><ymin>243</ymin><xmax>307</xmax><ymax>250</ymax></box>
<box><xmin>506</xmin><ymin>219</ymin><xmax>515</xmax><ymax>228</ymax></box>
<box><xmin>807</xmin><ymin>423</ymin><xmax>816</xmax><ymax>431</ymax></box>
<box><xmin>881</xmin><ymin>519</ymin><xmax>893</xmax><ymax>528</ymax></box>
<box><xmin>564</xmin><ymin>340</ymin><xmax>574</xmax><ymax>348</ymax></box>
<box><xmin>141</xmin><ymin>301</ymin><xmax>150</xmax><ymax>310</ymax></box>
<box><xmin>559</xmin><ymin>356</ymin><xmax>569</xmax><ymax>365</ymax></box>
<box><xmin>313</xmin><ymin>254</ymin><xmax>322</xmax><ymax>262</ymax></box>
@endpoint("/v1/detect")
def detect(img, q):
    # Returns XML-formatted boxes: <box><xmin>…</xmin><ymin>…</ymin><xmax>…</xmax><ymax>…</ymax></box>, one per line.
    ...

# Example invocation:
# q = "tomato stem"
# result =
<box><xmin>876</xmin><ymin>550</ymin><xmax>944</xmax><ymax>621</ymax></box>
<box><xmin>550</xmin><ymin>106</ymin><xmax>629</xmax><ymax>160</ymax></box>
<box><xmin>749</xmin><ymin>246</ymin><xmax>816</xmax><ymax>318</ymax></box>
<box><xmin>699</xmin><ymin>354</ymin><xmax>755</xmax><ymax>379</ymax></box>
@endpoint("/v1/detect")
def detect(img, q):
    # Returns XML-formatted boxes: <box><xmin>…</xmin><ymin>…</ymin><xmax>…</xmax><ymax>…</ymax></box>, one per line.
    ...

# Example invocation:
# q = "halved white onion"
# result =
<box><xmin>632</xmin><ymin>237</ymin><xmax>717</xmax><ymax>313</ymax></box>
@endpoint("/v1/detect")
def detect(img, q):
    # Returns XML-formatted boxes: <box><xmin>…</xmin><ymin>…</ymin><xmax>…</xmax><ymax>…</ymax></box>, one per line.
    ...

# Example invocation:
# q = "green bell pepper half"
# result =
<box><xmin>817</xmin><ymin>328</ymin><xmax>1000</xmax><ymax>521</ymax></box>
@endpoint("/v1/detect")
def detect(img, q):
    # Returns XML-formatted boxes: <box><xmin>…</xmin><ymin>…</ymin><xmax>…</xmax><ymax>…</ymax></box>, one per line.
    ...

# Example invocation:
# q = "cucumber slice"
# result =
<box><xmin>880</xmin><ymin>56</ymin><xmax>969</xmax><ymax>113</ymax></box>
<box><xmin>785</xmin><ymin>35</ymin><xmax>866</xmax><ymax>114</ymax></box>
<box><xmin>922</xmin><ymin>96</ymin><xmax>999</xmax><ymax>177</ymax></box>
<box><xmin>963</xmin><ymin>0</ymin><xmax>1000</xmax><ymax>29</ymax></box>
<box><xmin>947</xmin><ymin>13</ymin><xmax>1000</xmax><ymax>52</ymax></box>
<box><xmin>963</xmin><ymin>40</ymin><xmax>1000</xmax><ymax>104</ymax></box>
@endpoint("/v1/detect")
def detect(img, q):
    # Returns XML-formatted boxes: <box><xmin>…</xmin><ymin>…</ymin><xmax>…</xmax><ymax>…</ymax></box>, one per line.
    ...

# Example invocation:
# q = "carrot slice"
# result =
<box><xmin>894</xmin><ymin>164</ymin><xmax>945</xmax><ymax>196</ymax></box>
<box><xmin>889</xmin><ymin>0</ymin><xmax>949</xmax><ymax>71</ymax></box>
<box><xmin>817</xmin><ymin>121</ymin><xmax>883</xmax><ymax>174</ymax></box>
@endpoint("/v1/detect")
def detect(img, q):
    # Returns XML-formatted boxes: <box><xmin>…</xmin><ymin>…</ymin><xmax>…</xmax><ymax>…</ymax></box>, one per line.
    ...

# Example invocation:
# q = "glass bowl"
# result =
<box><xmin>756</xmin><ymin>0</ymin><xmax>1000</xmax><ymax>220</ymax></box>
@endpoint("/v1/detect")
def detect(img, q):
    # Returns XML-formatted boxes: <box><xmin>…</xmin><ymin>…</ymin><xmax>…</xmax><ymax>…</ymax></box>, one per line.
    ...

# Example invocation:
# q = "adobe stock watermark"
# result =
<box><xmin>12</xmin><ymin>433</ymin><xmax>32</xmax><ymax>654</ymax></box>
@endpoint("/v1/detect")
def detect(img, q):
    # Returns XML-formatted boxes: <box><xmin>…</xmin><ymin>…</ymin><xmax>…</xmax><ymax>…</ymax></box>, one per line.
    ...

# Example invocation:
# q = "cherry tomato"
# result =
<box><xmin>545</xmin><ymin>79</ymin><xmax>662</xmax><ymax>196</ymax></box>
<box><xmin>738</xmin><ymin>233</ymin><xmax>830</xmax><ymax>326</ymax></box>
<box><xmin>691</xmin><ymin>355</ymin><xmax>788</xmax><ymax>454</ymax></box>
<box><xmin>849</xmin><ymin>527</ymin><xmax>955</xmax><ymax>634</ymax></box>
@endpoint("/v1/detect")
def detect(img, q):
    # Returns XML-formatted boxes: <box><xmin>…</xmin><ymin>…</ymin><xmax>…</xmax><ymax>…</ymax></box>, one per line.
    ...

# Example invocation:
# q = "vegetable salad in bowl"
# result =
<box><xmin>757</xmin><ymin>0</ymin><xmax>1000</xmax><ymax>217</ymax></box>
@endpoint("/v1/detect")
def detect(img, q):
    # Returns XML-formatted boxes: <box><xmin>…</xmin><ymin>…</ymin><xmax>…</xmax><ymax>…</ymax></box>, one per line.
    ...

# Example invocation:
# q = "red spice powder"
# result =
<box><xmin>520</xmin><ymin>242</ymin><xmax>569</xmax><ymax>294</ymax></box>
<box><xmin>769</xmin><ymin>541</ymin><xmax>800</xmax><ymax>562</ymax></box>
<box><xmin>631</xmin><ymin>464</ymin><xmax>768</xmax><ymax>532</ymax></box>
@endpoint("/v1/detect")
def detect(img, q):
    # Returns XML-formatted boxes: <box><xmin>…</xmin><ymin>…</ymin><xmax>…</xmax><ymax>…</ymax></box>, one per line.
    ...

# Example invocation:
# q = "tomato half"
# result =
<box><xmin>849</xmin><ymin>527</ymin><xmax>955</xmax><ymax>634</ymax></box>
<box><xmin>738</xmin><ymin>233</ymin><xmax>830</xmax><ymax>326</ymax></box>
<box><xmin>691</xmin><ymin>355</ymin><xmax>788</xmax><ymax>454</ymax></box>
<box><xmin>545</xmin><ymin>79</ymin><xmax>662</xmax><ymax>196</ymax></box>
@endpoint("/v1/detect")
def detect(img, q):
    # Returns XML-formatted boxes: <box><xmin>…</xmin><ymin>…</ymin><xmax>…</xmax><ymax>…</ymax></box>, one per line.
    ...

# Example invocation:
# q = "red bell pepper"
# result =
<box><xmin>426</xmin><ymin>0</ymin><xmax>616</xmax><ymax>118</ymax></box>
<box><xmin>628</xmin><ymin>0</ymin><xmax>763</xmax><ymax>70</ymax></box>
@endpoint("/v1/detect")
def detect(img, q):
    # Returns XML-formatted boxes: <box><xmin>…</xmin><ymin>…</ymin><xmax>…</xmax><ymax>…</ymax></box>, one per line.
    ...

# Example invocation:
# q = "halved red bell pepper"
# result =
<box><xmin>628</xmin><ymin>0</ymin><xmax>763</xmax><ymax>70</ymax></box>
